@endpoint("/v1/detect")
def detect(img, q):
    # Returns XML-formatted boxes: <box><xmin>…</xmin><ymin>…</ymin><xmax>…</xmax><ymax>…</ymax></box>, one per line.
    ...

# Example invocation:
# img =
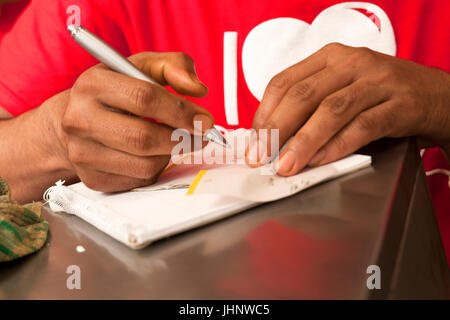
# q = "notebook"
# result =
<box><xmin>44</xmin><ymin>129</ymin><xmax>371</xmax><ymax>249</ymax></box>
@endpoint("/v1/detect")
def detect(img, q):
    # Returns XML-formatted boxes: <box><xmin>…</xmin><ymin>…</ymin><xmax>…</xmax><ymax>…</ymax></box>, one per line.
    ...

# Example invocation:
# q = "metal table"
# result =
<box><xmin>1</xmin><ymin>138</ymin><xmax>449</xmax><ymax>299</ymax></box>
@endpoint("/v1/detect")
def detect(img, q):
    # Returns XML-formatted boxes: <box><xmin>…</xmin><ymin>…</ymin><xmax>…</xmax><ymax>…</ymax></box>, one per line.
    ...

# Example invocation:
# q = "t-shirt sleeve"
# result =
<box><xmin>0</xmin><ymin>0</ymin><xmax>130</xmax><ymax>116</ymax></box>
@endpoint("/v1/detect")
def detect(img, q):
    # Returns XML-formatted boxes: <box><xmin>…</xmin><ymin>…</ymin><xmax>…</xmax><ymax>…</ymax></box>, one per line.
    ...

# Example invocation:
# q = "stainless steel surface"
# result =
<box><xmin>1</xmin><ymin>138</ymin><xmax>448</xmax><ymax>299</ymax></box>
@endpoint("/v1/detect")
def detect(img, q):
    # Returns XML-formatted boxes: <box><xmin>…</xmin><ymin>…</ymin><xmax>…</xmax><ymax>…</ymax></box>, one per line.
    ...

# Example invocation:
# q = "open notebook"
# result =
<box><xmin>44</xmin><ymin>129</ymin><xmax>371</xmax><ymax>249</ymax></box>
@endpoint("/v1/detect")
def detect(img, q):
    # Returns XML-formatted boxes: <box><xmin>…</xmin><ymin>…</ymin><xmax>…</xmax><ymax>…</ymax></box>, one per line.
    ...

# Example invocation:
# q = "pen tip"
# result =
<box><xmin>67</xmin><ymin>24</ymin><xmax>81</xmax><ymax>37</ymax></box>
<box><xmin>67</xmin><ymin>24</ymin><xmax>76</xmax><ymax>33</ymax></box>
<box><xmin>205</xmin><ymin>128</ymin><xmax>230</xmax><ymax>148</ymax></box>
<box><xmin>217</xmin><ymin>138</ymin><xmax>231</xmax><ymax>149</ymax></box>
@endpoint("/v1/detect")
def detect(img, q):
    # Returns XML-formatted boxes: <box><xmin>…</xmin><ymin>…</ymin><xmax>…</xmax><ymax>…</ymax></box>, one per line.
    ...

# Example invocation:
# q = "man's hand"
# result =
<box><xmin>247</xmin><ymin>43</ymin><xmax>450</xmax><ymax>175</ymax></box>
<box><xmin>60</xmin><ymin>52</ymin><xmax>211</xmax><ymax>192</ymax></box>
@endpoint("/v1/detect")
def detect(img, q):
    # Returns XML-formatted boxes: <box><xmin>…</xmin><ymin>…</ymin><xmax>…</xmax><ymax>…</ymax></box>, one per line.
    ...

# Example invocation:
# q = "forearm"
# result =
<box><xmin>420</xmin><ymin>68</ymin><xmax>450</xmax><ymax>161</ymax></box>
<box><xmin>435</xmin><ymin>72</ymin><xmax>450</xmax><ymax>161</ymax></box>
<box><xmin>0</xmin><ymin>91</ymin><xmax>78</xmax><ymax>203</ymax></box>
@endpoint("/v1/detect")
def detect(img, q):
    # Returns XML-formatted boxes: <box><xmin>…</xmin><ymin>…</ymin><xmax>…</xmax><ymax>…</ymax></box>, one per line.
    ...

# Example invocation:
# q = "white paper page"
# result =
<box><xmin>45</xmin><ymin>129</ymin><xmax>371</xmax><ymax>249</ymax></box>
<box><xmin>68</xmin><ymin>183</ymin><xmax>256</xmax><ymax>248</ymax></box>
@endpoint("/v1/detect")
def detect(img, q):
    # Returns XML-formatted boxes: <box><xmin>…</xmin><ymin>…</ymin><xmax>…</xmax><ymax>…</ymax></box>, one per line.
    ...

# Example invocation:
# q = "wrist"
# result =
<box><xmin>38</xmin><ymin>90</ymin><xmax>75</xmax><ymax>174</ymax></box>
<box><xmin>422</xmin><ymin>69</ymin><xmax>450</xmax><ymax>148</ymax></box>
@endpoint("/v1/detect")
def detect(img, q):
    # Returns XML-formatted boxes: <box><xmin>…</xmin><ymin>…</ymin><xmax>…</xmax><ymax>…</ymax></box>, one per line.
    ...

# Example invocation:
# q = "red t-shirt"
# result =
<box><xmin>0</xmin><ymin>1</ymin><xmax>29</xmax><ymax>41</ymax></box>
<box><xmin>0</xmin><ymin>0</ymin><xmax>449</xmax><ymax>266</ymax></box>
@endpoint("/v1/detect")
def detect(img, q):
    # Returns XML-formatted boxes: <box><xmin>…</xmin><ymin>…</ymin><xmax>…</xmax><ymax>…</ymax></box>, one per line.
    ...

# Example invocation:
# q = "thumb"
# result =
<box><xmin>128</xmin><ymin>52</ymin><xmax>208</xmax><ymax>98</ymax></box>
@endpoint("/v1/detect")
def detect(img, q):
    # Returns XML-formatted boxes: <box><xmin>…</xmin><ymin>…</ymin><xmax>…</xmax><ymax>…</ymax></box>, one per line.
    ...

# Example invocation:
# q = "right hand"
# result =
<box><xmin>61</xmin><ymin>52</ymin><xmax>212</xmax><ymax>192</ymax></box>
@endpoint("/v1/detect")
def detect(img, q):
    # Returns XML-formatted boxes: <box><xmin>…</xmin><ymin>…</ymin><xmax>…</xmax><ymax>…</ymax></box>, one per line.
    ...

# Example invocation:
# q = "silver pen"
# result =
<box><xmin>67</xmin><ymin>24</ymin><xmax>228</xmax><ymax>148</ymax></box>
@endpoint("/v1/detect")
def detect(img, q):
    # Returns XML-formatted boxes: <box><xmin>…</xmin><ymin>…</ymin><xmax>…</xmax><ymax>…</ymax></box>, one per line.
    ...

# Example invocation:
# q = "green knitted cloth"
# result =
<box><xmin>0</xmin><ymin>177</ymin><xmax>48</xmax><ymax>262</ymax></box>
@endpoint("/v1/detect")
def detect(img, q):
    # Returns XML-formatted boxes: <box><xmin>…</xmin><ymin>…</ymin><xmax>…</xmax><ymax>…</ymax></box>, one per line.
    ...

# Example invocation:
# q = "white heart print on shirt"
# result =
<box><xmin>241</xmin><ymin>2</ymin><xmax>397</xmax><ymax>101</ymax></box>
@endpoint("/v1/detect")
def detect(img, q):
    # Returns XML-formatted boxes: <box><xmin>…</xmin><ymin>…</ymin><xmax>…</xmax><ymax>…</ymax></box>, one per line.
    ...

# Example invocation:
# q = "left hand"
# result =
<box><xmin>246</xmin><ymin>43</ymin><xmax>450</xmax><ymax>175</ymax></box>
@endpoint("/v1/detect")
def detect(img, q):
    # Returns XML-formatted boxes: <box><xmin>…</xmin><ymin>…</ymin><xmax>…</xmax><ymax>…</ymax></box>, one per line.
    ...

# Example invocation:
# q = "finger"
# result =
<box><xmin>126</xmin><ymin>52</ymin><xmax>208</xmax><ymax>97</ymax></box>
<box><xmin>276</xmin><ymin>80</ymin><xmax>390</xmax><ymax>175</ymax></box>
<box><xmin>301</xmin><ymin>101</ymin><xmax>396</xmax><ymax>170</ymax></box>
<box><xmin>264</xmin><ymin>66</ymin><xmax>355</xmax><ymax>145</ymax></box>
<box><xmin>246</xmin><ymin>66</ymin><xmax>354</xmax><ymax>165</ymax></box>
<box><xmin>88</xmin><ymin>70</ymin><xmax>214</xmax><ymax>133</ymax></box>
<box><xmin>245</xmin><ymin>128</ymin><xmax>280</xmax><ymax>167</ymax></box>
<box><xmin>66</xmin><ymin>104</ymin><xmax>209</xmax><ymax>156</ymax></box>
<box><xmin>76</xmin><ymin>167</ymin><xmax>160</xmax><ymax>193</ymax></box>
<box><xmin>65</xmin><ymin>104</ymin><xmax>191</xmax><ymax>156</ymax></box>
<box><xmin>253</xmin><ymin>48</ymin><xmax>328</xmax><ymax>129</ymax></box>
<box><xmin>68</xmin><ymin>137</ymin><xmax>170</xmax><ymax>179</ymax></box>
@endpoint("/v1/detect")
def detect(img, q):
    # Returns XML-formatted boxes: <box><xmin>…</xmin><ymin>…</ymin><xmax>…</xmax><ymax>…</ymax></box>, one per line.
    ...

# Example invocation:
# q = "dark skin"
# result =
<box><xmin>61</xmin><ymin>52</ymin><xmax>211</xmax><ymax>192</ymax></box>
<box><xmin>0</xmin><ymin>42</ymin><xmax>449</xmax><ymax>203</ymax></box>
<box><xmin>0</xmin><ymin>52</ymin><xmax>211</xmax><ymax>202</ymax></box>
<box><xmin>245</xmin><ymin>43</ymin><xmax>450</xmax><ymax>173</ymax></box>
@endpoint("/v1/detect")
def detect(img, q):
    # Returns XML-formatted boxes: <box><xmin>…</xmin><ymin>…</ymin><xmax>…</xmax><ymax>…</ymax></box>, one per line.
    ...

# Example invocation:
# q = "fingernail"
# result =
<box><xmin>247</xmin><ymin>140</ymin><xmax>268</xmax><ymax>165</ymax></box>
<box><xmin>308</xmin><ymin>149</ymin><xmax>326</xmax><ymax>167</ymax></box>
<box><xmin>247</xmin><ymin>141</ymin><xmax>260</xmax><ymax>165</ymax></box>
<box><xmin>193</xmin><ymin>114</ymin><xmax>213</xmax><ymax>132</ymax></box>
<box><xmin>190</xmin><ymin>72</ymin><xmax>199</xmax><ymax>82</ymax></box>
<box><xmin>190</xmin><ymin>72</ymin><xmax>207</xmax><ymax>87</ymax></box>
<box><xmin>278</xmin><ymin>150</ymin><xmax>296</xmax><ymax>174</ymax></box>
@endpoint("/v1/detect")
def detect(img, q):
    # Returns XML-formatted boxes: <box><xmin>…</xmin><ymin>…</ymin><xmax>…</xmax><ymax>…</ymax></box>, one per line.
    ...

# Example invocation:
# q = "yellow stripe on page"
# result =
<box><xmin>186</xmin><ymin>170</ymin><xmax>208</xmax><ymax>195</ymax></box>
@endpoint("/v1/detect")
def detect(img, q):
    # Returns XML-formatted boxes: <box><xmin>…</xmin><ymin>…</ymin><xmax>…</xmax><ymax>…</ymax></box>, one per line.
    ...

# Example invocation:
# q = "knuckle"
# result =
<box><xmin>267</xmin><ymin>73</ymin><xmax>291</xmax><ymax>93</ymax></box>
<box><xmin>129</xmin><ymin>85</ymin><xmax>154</xmax><ymax>113</ymax></box>
<box><xmin>61</xmin><ymin>110</ymin><xmax>74</xmax><ymax>132</ymax></box>
<box><xmin>384</xmin><ymin>67</ymin><xmax>405</xmax><ymax>85</ymax></box>
<box><xmin>323</xmin><ymin>42</ymin><xmax>344</xmax><ymax>53</ymax></box>
<box><xmin>374</xmin><ymin>64</ymin><xmax>395</xmax><ymax>81</ymax></box>
<box><xmin>322</xmin><ymin>93</ymin><xmax>351</xmax><ymax>116</ymax></box>
<box><xmin>71</xmin><ymin>78</ymin><xmax>84</xmax><ymax>95</ymax></box>
<box><xmin>372</xmin><ymin>68</ymin><xmax>393</xmax><ymax>84</ymax></box>
<box><xmin>355</xmin><ymin>112</ymin><xmax>378</xmax><ymax>133</ymax></box>
<box><xmin>127</xmin><ymin>127</ymin><xmax>152</xmax><ymax>153</ymax></box>
<box><xmin>63</xmin><ymin>101</ymin><xmax>94</xmax><ymax>134</ymax></box>
<box><xmin>67</xmin><ymin>144</ymin><xmax>88</xmax><ymax>165</ymax></box>
<box><xmin>331</xmin><ymin>135</ymin><xmax>349</xmax><ymax>154</ymax></box>
<box><xmin>71</xmin><ymin>74</ymin><xmax>88</xmax><ymax>94</ymax></box>
<box><xmin>351</xmin><ymin>47</ymin><xmax>375</xmax><ymax>64</ymax></box>
<box><xmin>322</xmin><ymin>43</ymin><xmax>349</xmax><ymax>65</ymax></box>
<box><xmin>173</xmin><ymin>52</ymin><xmax>194</xmax><ymax>64</ymax></box>
<box><xmin>62</xmin><ymin>106</ymin><xmax>81</xmax><ymax>133</ymax></box>
<box><xmin>287</xmin><ymin>81</ymin><xmax>315</xmax><ymax>101</ymax></box>
<box><xmin>72</xmin><ymin>69</ymin><xmax>98</xmax><ymax>94</ymax></box>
